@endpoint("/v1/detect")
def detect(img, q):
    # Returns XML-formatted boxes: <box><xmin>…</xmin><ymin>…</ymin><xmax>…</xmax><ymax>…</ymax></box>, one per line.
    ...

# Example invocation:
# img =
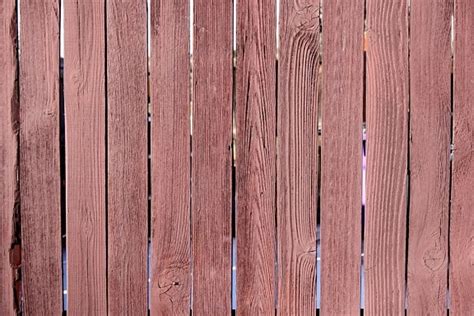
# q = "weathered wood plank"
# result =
<box><xmin>407</xmin><ymin>1</ymin><xmax>451</xmax><ymax>314</ymax></box>
<box><xmin>451</xmin><ymin>1</ymin><xmax>474</xmax><ymax>314</ymax></box>
<box><xmin>0</xmin><ymin>1</ymin><xmax>18</xmax><ymax>314</ymax></box>
<box><xmin>106</xmin><ymin>1</ymin><xmax>148</xmax><ymax>314</ymax></box>
<box><xmin>365</xmin><ymin>1</ymin><xmax>408</xmax><ymax>314</ymax></box>
<box><xmin>236</xmin><ymin>1</ymin><xmax>276</xmax><ymax>314</ymax></box>
<box><xmin>277</xmin><ymin>1</ymin><xmax>320</xmax><ymax>314</ymax></box>
<box><xmin>64</xmin><ymin>0</ymin><xmax>107</xmax><ymax>314</ymax></box>
<box><xmin>150</xmin><ymin>1</ymin><xmax>191</xmax><ymax>314</ymax></box>
<box><xmin>320</xmin><ymin>0</ymin><xmax>364</xmax><ymax>314</ymax></box>
<box><xmin>192</xmin><ymin>1</ymin><xmax>233</xmax><ymax>314</ymax></box>
<box><xmin>19</xmin><ymin>0</ymin><xmax>62</xmax><ymax>314</ymax></box>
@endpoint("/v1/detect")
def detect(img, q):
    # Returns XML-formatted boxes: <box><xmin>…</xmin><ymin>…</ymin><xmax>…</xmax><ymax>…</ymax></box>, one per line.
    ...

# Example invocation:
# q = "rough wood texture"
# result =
<box><xmin>451</xmin><ymin>1</ymin><xmax>474</xmax><ymax>314</ymax></box>
<box><xmin>407</xmin><ymin>1</ymin><xmax>451</xmax><ymax>314</ymax></box>
<box><xmin>19</xmin><ymin>1</ymin><xmax>62</xmax><ymax>314</ymax></box>
<box><xmin>0</xmin><ymin>1</ymin><xmax>18</xmax><ymax>314</ymax></box>
<box><xmin>150</xmin><ymin>1</ymin><xmax>191</xmax><ymax>314</ymax></box>
<box><xmin>236</xmin><ymin>1</ymin><xmax>276</xmax><ymax>314</ymax></box>
<box><xmin>64</xmin><ymin>0</ymin><xmax>107</xmax><ymax>314</ymax></box>
<box><xmin>277</xmin><ymin>1</ymin><xmax>319</xmax><ymax>314</ymax></box>
<box><xmin>320</xmin><ymin>0</ymin><xmax>363</xmax><ymax>314</ymax></box>
<box><xmin>365</xmin><ymin>1</ymin><xmax>408</xmax><ymax>314</ymax></box>
<box><xmin>107</xmin><ymin>1</ymin><xmax>148</xmax><ymax>314</ymax></box>
<box><xmin>192</xmin><ymin>1</ymin><xmax>233</xmax><ymax>314</ymax></box>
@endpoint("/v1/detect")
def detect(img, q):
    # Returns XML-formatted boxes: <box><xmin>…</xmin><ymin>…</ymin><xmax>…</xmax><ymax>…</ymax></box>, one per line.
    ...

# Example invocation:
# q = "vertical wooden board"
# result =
<box><xmin>277</xmin><ymin>1</ymin><xmax>319</xmax><ymax>314</ymax></box>
<box><xmin>107</xmin><ymin>0</ymin><xmax>148</xmax><ymax>314</ymax></box>
<box><xmin>0</xmin><ymin>1</ymin><xmax>18</xmax><ymax>314</ymax></box>
<box><xmin>19</xmin><ymin>1</ymin><xmax>62</xmax><ymax>314</ymax></box>
<box><xmin>150</xmin><ymin>1</ymin><xmax>191</xmax><ymax>315</ymax></box>
<box><xmin>365</xmin><ymin>1</ymin><xmax>408</xmax><ymax>315</ymax></box>
<box><xmin>236</xmin><ymin>1</ymin><xmax>276</xmax><ymax>314</ymax></box>
<box><xmin>407</xmin><ymin>1</ymin><xmax>451</xmax><ymax>314</ymax></box>
<box><xmin>451</xmin><ymin>1</ymin><xmax>474</xmax><ymax>314</ymax></box>
<box><xmin>320</xmin><ymin>0</ymin><xmax>364</xmax><ymax>314</ymax></box>
<box><xmin>192</xmin><ymin>0</ymin><xmax>233</xmax><ymax>314</ymax></box>
<box><xmin>64</xmin><ymin>0</ymin><xmax>107</xmax><ymax>314</ymax></box>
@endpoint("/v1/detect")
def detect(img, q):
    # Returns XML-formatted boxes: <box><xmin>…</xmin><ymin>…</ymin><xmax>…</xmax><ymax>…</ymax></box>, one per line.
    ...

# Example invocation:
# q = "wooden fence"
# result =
<box><xmin>1</xmin><ymin>0</ymin><xmax>473</xmax><ymax>315</ymax></box>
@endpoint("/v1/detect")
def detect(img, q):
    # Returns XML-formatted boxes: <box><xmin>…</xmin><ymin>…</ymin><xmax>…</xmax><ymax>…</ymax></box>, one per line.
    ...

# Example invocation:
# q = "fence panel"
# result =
<box><xmin>106</xmin><ymin>1</ymin><xmax>148</xmax><ymax>314</ymax></box>
<box><xmin>277</xmin><ymin>1</ymin><xmax>320</xmax><ymax>314</ymax></box>
<box><xmin>192</xmin><ymin>1</ymin><xmax>233</xmax><ymax>314</ymax></box>
<box><xmin>0</xmin><ymin>1</ymin><xmax>19</xmax><ymax>315</ymax></box>
<box><xmin>451</xmin><ymin>1</ymin><xmax>474</xmax><ymax>314</ymax></box>
<box><xmin>19</xmin><ymin>1</ymin><xmax>62</xmax><ymax>314</ymax></box>
<box><xmin>64</xmin><ymin>0</ymin><xmax>107</xmax><ymax>314</ymax></box>
<box><xmin>150</xmin><ymin>1</ymin><xmax>191</xmax><ymax>314</ymax></box>
<box><xmin>408</xmin><ymin>1</ymin><xmax>451</xmax><ymax>314</ymax></box>
<box><xmin>365</xmin><ymin>0</ymin><xmax>409</xmax><ymax>314</ymax></box>
<box><xmin>236</xmin><ymin>1</ymin><xmax>276</xmax><ymax>314</ymax></box>
<box><xmin>320</xmin><ymin>0</ymin><xmax>364</xmax><ymax>314</ymax></box>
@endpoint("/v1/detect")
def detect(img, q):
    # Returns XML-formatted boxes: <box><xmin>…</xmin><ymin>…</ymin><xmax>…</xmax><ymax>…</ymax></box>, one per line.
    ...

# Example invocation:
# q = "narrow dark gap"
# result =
<box><xmin>13</xmin><ymin>0</ymin><xmax>22</xmax><ymax>313</ymax></box>
<box><xmin>146</xmin><ymin>0</ymin><xmax>152</xmax><ymax>311</ymax></box>
<box><xmin>404</xmin><ymin>2</ymin><xmax>412</xmax><ymax>314</ymax></box>
<box><xmin>361</xmin><ymin>0</ymin><xmax>368</xmax><ymax>311</ymax></box>
<box><xmin>274</xmin><ymin>1</ymin><xmax>280</xmax><ymax>314</ymax></box>
<box><xmin>447</xmin><ymin>9</ymin><xmax>455</xmax><ymax>310</ymax></box>
<box><xmin>231</xmin><ymin>0</ymin><xmax>237</xmax><ymax>312</ymax></box>
<box><xmin>189</xmin><ymin>0</ymin><xmax>194</xmax><ymax>313</ymax></box>
<box><xmin>103</xmin><ymin>0</ymin><xmax>109</xmax><ymax>313</ymax></box>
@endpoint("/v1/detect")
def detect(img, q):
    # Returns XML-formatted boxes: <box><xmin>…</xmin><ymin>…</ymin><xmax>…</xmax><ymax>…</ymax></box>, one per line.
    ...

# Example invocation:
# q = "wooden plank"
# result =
<box><xmin>64</xmin><ymin>0</ymin><xmax>107</xmax><ymax>314</ymax></box>
<box><xmin>192</xmin><ymin>1</ymin><xmax>233</xmax><ymax>314</ymax></box>
<box><xmin>106</xmin><ymin>1</ymin><xmax>148</xmax><ymax>314</ymax></box>
<box><xmin>150</xmin><ymin>1</ymin><xmax>191</xmax><ymax>314</ymax></box>
<box><xmin>236</xmin><ymin>0</ymin><xmax>276</xmax><ymax>314</ymax></box>
<box><xmin>19</xmin><ymin>0</ymin><xmax>62</xmax><ymax>314</ymax></box>
<box><xmin>407</xmin><ymin>1</ymin><xmax>451</xmax><ymax>314</ymax></box>
<box><xmin>451</xmin><ymin>1</ymin><xmax>474</xmax><ymax>314</ymax></box>
<box><xmin>320</xmin><ymin>0</ymin><xmax>364</xmax><ymax>314</ymax></box>
<box><xmin>0</xmin><ymin>1</ymin><xmax>18</xmax><ymax>314</ymax></box>
<box><xmin>365</xmin><ymin>1</ymin><xmax>408</xmax><ymax>314</ymax></box>
<box><xmin>277</xmin><ymin>1</ymin><xmax>320</xmax><ymax>314</ymax></box>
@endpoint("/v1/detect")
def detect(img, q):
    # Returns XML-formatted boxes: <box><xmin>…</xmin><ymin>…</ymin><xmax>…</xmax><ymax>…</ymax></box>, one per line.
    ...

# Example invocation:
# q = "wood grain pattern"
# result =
<box><xmin>365</xmin><ymin>1</ymin><xmax>408</xmax><ymax>314</ymax></box>
<box><xmin>451</xmin><ymin>1</ymin><xmax>474</xmax><ymax>314</ymax></box>
<box><xmin>407</xmin><ymin>1</ymin><xmax>451</xmax><ymax>314</ymax></box>
<box><xmin>64</xmin><ymin>0</ymin><xmax>107</xmax><ymax>314</ymax></box>
<box><xmin>320</xmin><ymin>0</ymin><xmax>364</xmax><ymax>314</ymax></box>
<box><xmin>236</xmin><ymin>1</ymin><xmax>276</xmax><ymax>314</ymax></box>
<box><xmin>0</xmin><ymin>1</ymin><xmax>18</xmax><ymax>314</ymax></box>
<box><xmin>277</xmin><ymin>1</ymin><xmax>319</xmax><ymax>314</ymax></box>
<box><xmin>107</xmin><ymin>1</ymin><xmax>148</xmax><ymax>314</ymax></box>
<box><xmin>19</xmin><ymin>0</ymin><xmax>62</xmax><ymax>314</ymax></box>
<box><xmin>192</xmin><ymin>1</ymin><xmax>233</xmax><ymax>314</ymax></box>
<box><xmin>150</xmin><ymin>1</ymin><xmax>191</xmax><ymax>314</ymax></box>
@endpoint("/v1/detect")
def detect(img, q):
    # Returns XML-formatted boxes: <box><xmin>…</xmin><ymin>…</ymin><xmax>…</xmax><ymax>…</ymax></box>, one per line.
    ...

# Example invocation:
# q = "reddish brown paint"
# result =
<box><xmin>451</xmin><ymin>1</ymin><xmax>474</xmax><ymax>314</ymax></box>
<box><xmin>64</xmin><ymin>0</ymin><xmax>107</xmax><ymax>314</ymax></box>
<box><xmin>321</xmin><ymin>0</ymin><xmax>364</xmax><ymax>314</ymax></box>
<box><xmin>19</xmin><ymin>0</ymin><xmax>62</xmax><ymax>314</ymax></box>
<box><xmin>150</xmin><ymin>1</ymin><xmax>191</xmax><ymax>315</ymax></box>
<box><xmin>408</xmin><ymin>1</ymin><xmax>452</xmax><ymax>314</ymax></box>
<box><xmin>107</xmin><ymin>1</ymin><xmax>148</xmax><ymax>314</ymax></box>
<box><xmin>236</xmin><ymin>1</ymin><xmax>276</xmax><ymax>314</ymax></box>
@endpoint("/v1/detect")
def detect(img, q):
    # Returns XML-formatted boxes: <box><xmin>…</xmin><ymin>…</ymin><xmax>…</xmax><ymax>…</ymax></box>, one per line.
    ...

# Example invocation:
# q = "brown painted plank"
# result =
<box><xmin>0</xmin><ymin>1</ymin><xmax>18</xmax><ymax>314</ymax></box>
<box><xmin>106</xmin><ymin>1</ymin><xmax>148</xmax><ymax>314</ymax></box>
<box><xmin>64</xmin><ymin>0</ymin><xmax>107</xmax><ymax>314</ymax></box>
<box><xmin>19</xmin><ymin>0</ymin><xmax>62</xmax><ymax>314</ymax></box>
<box><xmin>150</xmin><ymin>1</ymin><xmax>191</xmax><ymax>315</ymax></box>
<box><xmin>451</xmin><ymin>1</ymin><xmax>474</xmax><ymax>314</ymax></box>
<box><xmin>236</xmin><ymin>1</ymin><xmax>276</xmax><ymax>314</ymax></box>
<box><xmin>192</xmin><ymin>0</ymin><xmax>233</xmax><ymax>314</ymax></box>
<box><xmin>365</xmin><ymin>1</ymin><xmax>408</xmax><ymax>314</ymax></box>
<box><xmin>277</xmin><ymin>1</ymin><xmax>320</xmax><ymax>314</ymax></box>
<box><xmin>320</xmin><ymin>0</ymin><xmax>364</xmax><ymax>314</ymax></box>
<box><xmin>407</xmin><ymin>1</ymin><xmax>451</xmax><ymax>314</ymax></box>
